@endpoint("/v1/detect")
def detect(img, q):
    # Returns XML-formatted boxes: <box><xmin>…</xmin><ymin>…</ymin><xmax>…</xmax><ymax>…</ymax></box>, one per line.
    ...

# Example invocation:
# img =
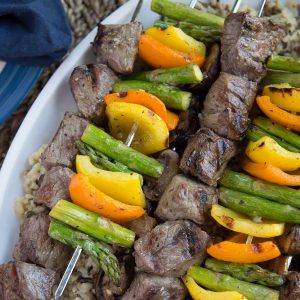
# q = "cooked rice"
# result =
<box><xmin>14</xmin><ymin>1</ymin><xmax>300</xmax><ymax>299</ymax></box>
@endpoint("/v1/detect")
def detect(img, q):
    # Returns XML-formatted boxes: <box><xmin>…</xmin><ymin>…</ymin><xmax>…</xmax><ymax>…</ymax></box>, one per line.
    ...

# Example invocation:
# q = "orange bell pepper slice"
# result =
<box><xmin>257</xmin><ymin>95</ymin><xmax>300</xmax><ymax>132</ymax></box>
<box><xmin>104</xmin><ymin>90</ymin><xmax>179</xmax><ymax>130</ymax></box>
<box><xmin>241</xmin><ymin>157</ymin><xmax>300</xmax><ymax>186</ymax></box>
<box><xmin>207</xmin><ymin>240</ymin><xmax>281</xmax><ymax>264</ymax></box>
<box><xmin>69</xmin><ymin>173</ymin><xmax>145</xmax><ymax>223</ymax></box>
<box><xmin>138</xmin><ymin>34</ymin><xmax>205</xmax><ymax>69</ymax></box>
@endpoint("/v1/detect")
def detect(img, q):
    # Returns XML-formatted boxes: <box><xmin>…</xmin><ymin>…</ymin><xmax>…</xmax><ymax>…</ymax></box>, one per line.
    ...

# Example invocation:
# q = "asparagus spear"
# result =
<box><xmin>75</xmin><ymin>140</ymin><xmax>132</xmax><ymax>173</ymax></box>
<box><xmin>128</xmin><ymin>64</ymin><xmax>203</xmax><ymax>85</ymax></box>
<box><xmin>205</xmin><ymin>258</ymin><xmax>285</xmax><ymax>287</ymax></box>
<box><xmin>188</xmin><ymin>266</ymin><xmax>279</xmax><ymax>300</ymax></box>
<box><xmin>151</xmin><ymin>0</ymin><xmax>224</xmax><ymax>28</ymax></box>
<box><xmin>267</xmin><ymin>55</ymin><xmax>300</xmax><ymax>73</ymax></box>
<box><xmin>253</xmin><ymin>116</ymin><xmax>300</xmax><ymax>149</ymax></box>
<box><xmin>219</xmin><ymin>169</ymin><xmax>300</xmax><ymax>209</ymax></box>
<box><xmin>49</xmin><ymin>219</ymin><xmax>121</xmax><ymax>285</ymax></box>
<box><xmin>153</xmin><ymin>19</ymin><xmax>221</xmax><ymax>43</ymax></box>
<box><xmin>49</xmin><ymin>200</ymin><xmax>135</xmax><ymax>248</ymax></box>
<box><xmin>112</xmin><ymin>80</ymin><xmax>191</xmax><ymax>111</ymax></box>
<box><xmin>219</xmin><ymin>187</ymin><xmax>300</xmax><ymax>224</ymax></box>
<box><xmin>246</xmin><ymin>124</ymin><xmax>300</xmax><ymax>153</ymax></box>
<box><xmin>81</xmin><ymin>124</ymin><xmax>164</xmax><ymax>178</ymax></box>
<box><xmin>263</xmin><ymin>71</ymin><xmax>300</xmax><ymax>88</ymax></box>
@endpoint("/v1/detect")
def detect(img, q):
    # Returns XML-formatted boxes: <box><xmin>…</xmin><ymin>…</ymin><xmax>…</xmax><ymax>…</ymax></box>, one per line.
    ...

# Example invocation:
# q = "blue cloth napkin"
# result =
<box><xmin>0</xmin><ymin>0</ymin><xmax>72</xmax><ymax>66</ymax></box>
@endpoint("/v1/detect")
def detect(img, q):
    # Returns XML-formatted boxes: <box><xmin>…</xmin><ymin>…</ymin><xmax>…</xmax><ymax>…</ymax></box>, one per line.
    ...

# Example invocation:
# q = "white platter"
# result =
<box><xmin>0</xmin><ymin>0</ymin><xmax>278</xmax><ymax>263</ymax></box>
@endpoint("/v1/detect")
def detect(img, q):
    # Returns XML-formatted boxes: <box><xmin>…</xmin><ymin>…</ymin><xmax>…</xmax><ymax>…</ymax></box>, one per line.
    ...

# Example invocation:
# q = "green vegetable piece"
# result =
<box><xmin>81</xmin><ymin>124</ymin><xmax>164</xmax><ymax>178</ymax></box>
<box><xmin>205</xmin><ymin>258</ymin><xmax>285</xmax><ymax>287</ymax></box>
<box><xmin>49</xmin><ymin>200</ymin><xmax>135</xmax><ymax>248</ymax></box>
<box><xmin>112</xmin><ymin>80</ymin><xmax>191</xmax><ymax>111</ymax></box>
<box><xmin>267</xmin><ymin>55</ymin><xmax>300</xmax><ymax>73</ymax></box>
<box><xmin>219</xmin><ymin>187</ymin><xmax>300</xmax><ymax>224</ymax></box>
<box><xmin>49</xmin><ymin>219</ymin><xmax>121</xmax><ymax>285</ymax></box>
<box><xmin>263</xmin><ymin>71</ymin><xmax>300</xmax><ymax>88</ymax></box>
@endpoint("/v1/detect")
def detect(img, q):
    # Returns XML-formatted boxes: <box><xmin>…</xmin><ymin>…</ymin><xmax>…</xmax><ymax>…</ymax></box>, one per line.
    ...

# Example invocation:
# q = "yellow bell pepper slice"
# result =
<box><xmin>106</xmin><ymin>101</ymin><xmax>169</xmax><ymax>155</ymax></box>
<box><xmin>245</xmin><ymin>136</ymin><xmax>300</xmax><ymax>171</ymax></box>
<box><xmin>211</xmin><ymin>204</ymin><xmax>285</xmax><ymax>238</ymax></box>
<box><xmin>182</xmin><ymin>275</ymin><xmax>248</xmax><ymax>300</ymax></box>
<box><xmin>263</xmin><ymin>84</ymin><xmax>300</xmax><ymax>112</ymax></box>
<box><xmin>76</xmin><ymin>155</ymin><xmax>146</xmax><ymax>207</ymax></box>
<box><xmin>145</xmin><ymin>26</ymin><xmax>206</xmax><ymax>57</ymax></box>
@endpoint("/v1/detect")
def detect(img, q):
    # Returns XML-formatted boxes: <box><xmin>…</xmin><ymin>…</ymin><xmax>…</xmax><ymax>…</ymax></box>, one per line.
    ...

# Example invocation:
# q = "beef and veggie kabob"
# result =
<box><xmin>2</xmin><ymin>0</ymin><xmax>300</xmax><ymax>299</ymax></box>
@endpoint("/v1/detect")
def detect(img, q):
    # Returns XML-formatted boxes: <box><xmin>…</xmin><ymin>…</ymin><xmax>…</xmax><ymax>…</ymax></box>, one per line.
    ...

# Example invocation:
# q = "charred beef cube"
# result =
<box><xmin>155</xmin><ymin>175</ymin><xmax>217</xmax><ymax>225</ymax></box>
<box><xmin>180</xmin><ymin>128</ymin><xmax>237</xmax><ymax>186</ymax></box>
<box><xmin>143</xmin><ymin>150</ymin><xmax>179</xmax><ymax>201</ymax></box>
<box><xmin>93</xmin><ymin>22</ymin><xmax>143</xmax><ymax>74</ymax></box>
<box><xmin>126</xmin><ymin>214</ymin><xmax>157</xmax><ymax>238</ymax></box>
<box><xmin>0</xmin><ymin>261</ymin><xmax>56</xmax><ymax>300</ymax></box>
<box><xmin>121</xmin><ymin>272</ymin><xmax>187</xmax><ymax>300</ymax></box>
<box><xmin>200</xmin><ymin>72</ymin><xmax>257</xmax><ymax>141</ymax></box>
<box><xmin>33</xmin><ymin>166</ymin><xmax>74</xmax><ymax>209</ymax></box>
<box><xmin>221</xmin><ymin>12</ymin><xmax>286</xmax><ymax>82</ymax></box>
<box><xmin>13</xmin><ymin>213</ymin><xmax>72</xmax><ymax>274</ymax></box>
<box><xmin>69</xmin><ymin>64</ymin><xmax>118</xmax><ymax>122</ymax></box>
<box><xmin>41</xmin><ymin>112</ymin><xmax>88</xmax><ymax>170</ymax></box>
<box><xmin>276</xmin><ymin>225</ymin><xmax>300</xmax><ymax>255</ymax></box>
<box><xmin>134</xmin><ymin>220</ymin><xmax>210</xmax><ymax>277</ymax></box>
<box><xmin>281</xmin><ymin>272</ymin><xmax>300</xmax><ymax>300</ymax></box>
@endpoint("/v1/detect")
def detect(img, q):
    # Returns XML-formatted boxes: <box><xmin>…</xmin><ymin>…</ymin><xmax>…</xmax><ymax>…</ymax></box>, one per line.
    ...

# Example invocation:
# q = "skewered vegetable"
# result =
<box><xmin>129</xmin><ymin>64</ymin><xmax>203</xmax><ymax>85</ymax></box>
<box><xmin>104</xmin><ymin>90</ymin><xmax>179</xmax><ymax>130</ymax></box>
<box><xmin>241</xmin><ymin>158</ymin><xmax>300</xmax><ymax>187</ymax></box>
<box><xmin>207</xmin><ymin>241</ymin><xmax>281</xmax><ymax>264</ymax></box>
<box><xmin>153</xmin><ymin>19</ymin><xmax>221</xmax><ymax>44</ymax></box>
<box><xmin>188</xmin><ymin>266</ymin><xmax>279</xmax><ymax>300</ymax></box>
<box><xmin>76</xmin><ymin>155</ymin><xmax>145</xmax><ymax>207</ymax></box>
<box><xmin>263</xmin><ymin>71</ymin><xmax>300</xmax><ymax>88</ymax></box>
<box><xmin>69</xmin><ymin>174</ymin><xmax>145</xmax><ymax>223</ymax></box>
<box><xmin>151</xmin><ymin>0</ymin><xmax>224</xmax><ymax>28</ymax></box>
<box><xmin>76</xmin><ymin>141</ymin><xmax>132</xmax><ymax>173</ymax></box>
<box><xmin>145</xmin><ymin>26</ymin><xmax>206</xmax><ymax>56</ymax></box>
<box><xmin>246</xmin><ymin>136</ymin><xmax>300</xmax><ymax>171</ymax></box>
<box><xmin>257</xmin><ymin>96</ymin><xmax>300</xmax><ymax>132</ymax></box>
<box><xmin>204</xmin><ymin>258</ymin><xmax>285</xmax><ymax>287</ymax></box>
<box><xmin>182</xmin><ymin>274</ymin><xmax>248</xmax><ymax>300</ymax></box>
<box><xmin>112</xmin><ymin>80</ymin><xmax>192</xmax><ymax>111</ymax></box>
<box><xmin>81</xmin><ymin>124</ymin><xmax>164</xmax><ymax>178</ymax></box>
<box><xmin>49</xmin><ymin>219</ymin><xmax>121</xmax><ymax>285</ymax></box>
<box><xmin>219</xmin><ymin>169</ymin><xmax>300</xmax><ymax>207</ymax></box>
<box><xmin>267</xmin><ymin>55</ymin><xmax>300</xmax><ymax>73</ymax></box>
<box><xmin>253</xmin><ymin>116</ymin><xmax>300</xmax><ymax>149</ymax></box>
<box><xmin>211</xmin><ymin>204</ymin><xmax>285</xmax><ymax>238</ymax></box>
<box><xmin>246</xmin><ymin>124</ymin><xmax>300</xmax><ymax>153</ymax></box>
<box><xmin>219</xmin><ymin>187</ymin><xmax>300</xmax><ymax>224</ymax></box>
<box><xmin>263</xmin><ymin>84</ymin><xmax>300</xmax><ymax>112</ymax></box>
<box><xmin>106</xmin><ymin>102</ymin><xmax>169</xmax><ymax>154</ymax></box>
<box><xmin>138</xmin><ymin>34</ymin><xmax>204</xmax><ymax>69</ymax></box>
<box><xmin>50</xmin><ymin>200</ymin><xmax>135</xmax><ymax>247</ymax></box>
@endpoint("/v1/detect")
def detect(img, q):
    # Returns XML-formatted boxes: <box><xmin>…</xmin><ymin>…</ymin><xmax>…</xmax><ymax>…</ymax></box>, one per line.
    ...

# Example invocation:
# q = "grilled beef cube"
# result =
<box><xmin>34</xmin><ymin>166</ymin><xmax>74</xmax><ymax>209</ymax></box>
<box><xmin>221</xmin><ymin>12</ymin><xmax>286</xmax><ymax>82</ymax></box>
<box><xmin>121</xmin><ymin>273</ymin><xmax>186</xmax><ymax>300</ymax></box>
<box><xmin>126</xmin><ymin>214</ymin><xmax>157</xmax><ymax>238</ymax></box>
<box><xmin>0</xmin><ymin>261</ymin><xmax>56</xmax><ymax>300</ymax></box>
<box><xmin>155</xmin><ymin>174</ymin><xmax>218</xmax><ymax>225</ymax></box>
<box><xmin>281</xmin><ymin>272</ymin><xmax>300</xmax><ymax>300</ymax></box>
<box><xmin>200</xmin><ymin>72</ymin><xmax>257</xmax><ymax>141</ymax></box>
<box><xmin>134</xmin><ymin>220</ymin><xmax>210</xmax><ymax>277</ymax></box>
<box><xmin>41</xmin><ymin>112</ymin><xmax>88</xmax><ymax>170</ymax></box>
<box><xmin>13</xmin><ymin>213</ymin><xmax>72</xmax><ymax>274</ymax></box>
<box><xmin>143</xmin><ymin>150</ymin><xmax>179</xmax><ymax>201</ymax></box>
<box><xmin>93</xmin><ymin>22</ymin><xmax>143</xmax><ymax>74</ymax></box>
<box><xmin>70</xmin><ymin>64</ymin><xmax>118</xmax><ymax>122</ymax></box>
<box><xmin>180</xmin><ymin>128</ymin><xmax>237</xmax><ymax>186</ymax></box>
<box><xmin>276</xmin><ymin>225</ymin><xmax>300</xmax><ymax>255</ymax></box>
